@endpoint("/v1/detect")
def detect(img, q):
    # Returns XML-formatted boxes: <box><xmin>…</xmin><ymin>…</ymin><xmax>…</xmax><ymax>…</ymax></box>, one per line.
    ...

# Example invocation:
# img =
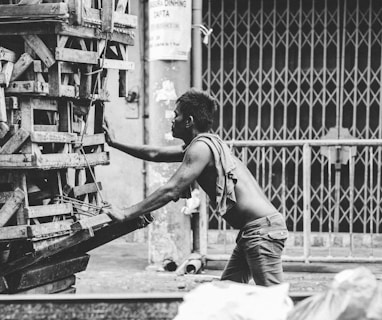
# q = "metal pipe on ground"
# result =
<box><xmin>185</xmin><ymin>258</ymin><xmax>202</xmax><ymax>274</ymax></box>
<box><xmin>184</xmin><ymin>253</ymin><xmax>204</xmax><ymax>274</ymax></box>
<box><xmin>163</xmin><ymin>258</ymin><xmax>178</xmax><ymax>272</ymax></box>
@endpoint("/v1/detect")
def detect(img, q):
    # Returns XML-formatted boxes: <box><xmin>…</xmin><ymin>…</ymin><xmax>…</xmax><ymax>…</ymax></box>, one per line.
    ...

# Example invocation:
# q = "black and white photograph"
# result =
<box><xmin>0</xmin><ymin>0</ymin><xmax>381</xmax><ymax>319</ymax></box>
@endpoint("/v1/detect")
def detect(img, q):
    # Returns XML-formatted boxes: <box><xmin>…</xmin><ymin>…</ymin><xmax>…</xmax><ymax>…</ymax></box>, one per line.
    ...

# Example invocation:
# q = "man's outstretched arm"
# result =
<box><xmin>107</xmin><ymin>141</ymin><xmax>211</xmax><ymax>222</ymax></box>
<box><xmin>103</xmin><ymin>118</ymin><xmax>184</xmax><ymax>162</ymax></box>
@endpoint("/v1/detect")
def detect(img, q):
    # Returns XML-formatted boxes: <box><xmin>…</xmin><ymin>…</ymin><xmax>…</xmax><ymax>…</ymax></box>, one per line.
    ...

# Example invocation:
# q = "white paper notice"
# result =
<box><xmin>149</xmin><ymin>0</ymin><xmax>191</xmax><ymax>61</ymax></box>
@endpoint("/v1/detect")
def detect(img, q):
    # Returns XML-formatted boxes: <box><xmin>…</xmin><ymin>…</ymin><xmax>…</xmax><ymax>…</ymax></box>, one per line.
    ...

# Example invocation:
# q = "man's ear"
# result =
<box><xmin>186</xmin><ymin>115</ymin><xmax>194</xmax><ymax>128</ymax></box>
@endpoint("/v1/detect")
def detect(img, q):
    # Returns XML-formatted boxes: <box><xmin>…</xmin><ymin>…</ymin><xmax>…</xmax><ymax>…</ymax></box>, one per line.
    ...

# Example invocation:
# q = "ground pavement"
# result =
<box><xmin>75</xmin><ymin>238</ymin><xmax>381</xmax><ymax>294</ymax></box>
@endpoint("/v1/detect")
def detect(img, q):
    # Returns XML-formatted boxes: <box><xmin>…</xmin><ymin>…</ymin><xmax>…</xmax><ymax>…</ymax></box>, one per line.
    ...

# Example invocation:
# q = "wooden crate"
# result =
<box><xmin>1</xmin><ymin>254</ymin><xmax>89</xmax><ymax>294</ymax></box>
<box><xmin>0</xmin><ymin>0</ymin><xmax>137</xmax><ymax>294</ymax></box>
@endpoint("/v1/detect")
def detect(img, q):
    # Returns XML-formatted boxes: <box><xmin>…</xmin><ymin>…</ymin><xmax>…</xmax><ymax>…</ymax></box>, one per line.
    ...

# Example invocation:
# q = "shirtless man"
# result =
<box><xmin>104</xmin><ymin>89</ymin><xmax>288</xmax><ymax>286</ymax></box>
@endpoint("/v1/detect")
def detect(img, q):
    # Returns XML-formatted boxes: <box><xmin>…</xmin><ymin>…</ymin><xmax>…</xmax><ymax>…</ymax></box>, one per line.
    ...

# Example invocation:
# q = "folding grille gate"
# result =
<box><xmin>200</xmin><ymin>0</ymin><xmax>382</xmax><ymax>261</ymax></box>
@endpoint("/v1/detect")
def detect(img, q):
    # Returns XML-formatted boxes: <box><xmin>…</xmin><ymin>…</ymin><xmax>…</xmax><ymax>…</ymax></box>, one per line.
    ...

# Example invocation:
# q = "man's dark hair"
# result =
<box><xmin>176</xmin><ymin>89</ymin><xmax>217</xmax><ymax>132</ymax></box>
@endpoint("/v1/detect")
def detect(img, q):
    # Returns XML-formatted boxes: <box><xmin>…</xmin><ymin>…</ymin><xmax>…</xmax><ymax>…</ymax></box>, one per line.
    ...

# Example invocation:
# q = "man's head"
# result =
<box><xmin>174</xmin><ymin>89</ymin><xmax>217</xmax><ymax>134</ymax></box>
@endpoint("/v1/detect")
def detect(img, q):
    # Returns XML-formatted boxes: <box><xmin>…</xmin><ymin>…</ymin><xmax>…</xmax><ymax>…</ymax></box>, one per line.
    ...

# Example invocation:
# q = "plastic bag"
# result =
<box><xmin>174</xmin><ymin>281</ymin><xmax>293</xmax><ymax>320</ymax></box>
<box><xmin>366</xmin><ymin>282</ymin><xmax>382</xmax><ymax>320</ymax></box>
<box><xmin>287</xmin><ymin>267</ymin><xmax>382</xmax><ymax>320</ymax></box>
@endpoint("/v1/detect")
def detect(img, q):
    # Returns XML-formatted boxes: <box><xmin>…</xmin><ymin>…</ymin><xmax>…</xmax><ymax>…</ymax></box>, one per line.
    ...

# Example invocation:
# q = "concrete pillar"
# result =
<box><xmin>147</xmin><ymin>61</ymin><xmax>191</xmax><ymax>266</ymax></box>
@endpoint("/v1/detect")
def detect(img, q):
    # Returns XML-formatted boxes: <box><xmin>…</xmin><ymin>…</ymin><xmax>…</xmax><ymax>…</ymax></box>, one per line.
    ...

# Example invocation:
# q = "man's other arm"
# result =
<box><xmin>108</xmin><ymin>141</ymin><xmax>211</xmax><ymax>221</ymax></box>
<box><xmin>103</xmin><ymin>119</ymin><xmax>184</xmax><ymax>162</ymax></box>
<box><xmin>110</xmin><ymin>142</ymin><xmax>184</xmax><ymax>162</ymax></box>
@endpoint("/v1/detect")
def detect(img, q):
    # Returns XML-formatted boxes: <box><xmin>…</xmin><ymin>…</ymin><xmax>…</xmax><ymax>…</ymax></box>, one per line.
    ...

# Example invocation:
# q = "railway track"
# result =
<box><xmin>0</xmin><ymin>292</ymin><xmax>313</xmax><ymax>319</ymax></box>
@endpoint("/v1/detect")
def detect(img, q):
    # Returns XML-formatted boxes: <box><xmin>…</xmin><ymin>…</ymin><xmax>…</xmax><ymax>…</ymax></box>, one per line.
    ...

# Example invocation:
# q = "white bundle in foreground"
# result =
<box><xmin>287</xmin><ymin>267</ymin><xmax>382</xmax><ymax>320</ymax></box>
<box><xmin>174</xmin><ymin>281</ymin><xmax>293</xmax><ymax>320</ymax></box>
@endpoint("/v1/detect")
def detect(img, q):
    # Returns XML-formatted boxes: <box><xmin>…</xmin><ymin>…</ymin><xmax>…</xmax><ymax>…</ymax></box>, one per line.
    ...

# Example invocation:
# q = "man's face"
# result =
<box><xmin>171</xmin><ymin>105</ymin><xmax>188</xmax><ymax>139</ymax></box>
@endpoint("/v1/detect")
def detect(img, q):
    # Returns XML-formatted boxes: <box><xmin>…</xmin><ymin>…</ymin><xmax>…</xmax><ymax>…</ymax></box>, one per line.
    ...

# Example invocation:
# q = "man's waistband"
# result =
<box><xmin>241</xmin><ymin>212</ymin><xmax>285</xmax><ymax>231</ymax></box>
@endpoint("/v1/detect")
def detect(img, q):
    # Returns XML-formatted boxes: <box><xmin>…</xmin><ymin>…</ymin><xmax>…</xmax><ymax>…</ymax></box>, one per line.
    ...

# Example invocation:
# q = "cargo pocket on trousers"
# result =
<box><xmin>267</xmin><ymin>230</ymin><xmax>288</xmax><ymax>240</ymax></box>
<box><xmin>259</xmin><ymin>231</ymin><xmax>287</xmax><ymax>258</ymax></box>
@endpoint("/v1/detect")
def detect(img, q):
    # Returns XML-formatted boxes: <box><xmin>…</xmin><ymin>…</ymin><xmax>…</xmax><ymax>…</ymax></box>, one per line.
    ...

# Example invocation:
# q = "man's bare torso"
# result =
<box><xmin>196</xmin><ymin>151</ymin><xmax>278</xmax><ymax>229</ymax></box>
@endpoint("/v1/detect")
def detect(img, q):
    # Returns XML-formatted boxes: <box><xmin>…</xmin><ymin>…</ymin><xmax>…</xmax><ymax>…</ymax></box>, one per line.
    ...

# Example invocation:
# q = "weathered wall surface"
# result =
<box><xmin>147</xmin><ymin>63</ymin><xmax>192</xmax><ymax>265</ymax></box>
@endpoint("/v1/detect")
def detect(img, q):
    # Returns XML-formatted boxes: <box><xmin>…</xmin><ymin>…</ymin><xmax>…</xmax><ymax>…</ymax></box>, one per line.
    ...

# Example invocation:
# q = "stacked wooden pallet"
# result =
<box><xmin>0</xmin><ymin>0</ymin><xmax>141</xmax><ymax>294</ymax></box>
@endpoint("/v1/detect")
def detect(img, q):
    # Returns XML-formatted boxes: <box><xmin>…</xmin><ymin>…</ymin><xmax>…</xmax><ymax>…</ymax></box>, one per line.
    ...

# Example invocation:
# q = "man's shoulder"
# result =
<box><xmin>182</xmin><ymin>140</ymin><xmax>214</xmax><ymax>167</ymax></box>
<box><xmin>185</xmin><ymin>139</ymin><xmax>213</xmax><ymax>153</ymax></box>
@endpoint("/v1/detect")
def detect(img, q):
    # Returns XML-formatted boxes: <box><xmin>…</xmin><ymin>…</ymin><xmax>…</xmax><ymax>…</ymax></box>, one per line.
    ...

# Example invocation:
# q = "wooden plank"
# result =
<box><xmin>102</xmin><ymin>58</ymin><xmax>134</xmax><ymax>70</ymax></box>
<box><xmin>37</xmin><ymin>230</ymin><xmax>91</xmax><ymax>257</ymax></box>
<box><xmin>32</xmin><ymin>81</ymin><xmax>49</xmax><ymax>94</ymax></box>
<box><xmin>0</xmin><ymin>47</ymin><xmax>16</xmax><ymax>63</ymax></box>
<box><xmin>57</xmin><ymin>23</ymin><xmax>135</xmax><ymax>45</ymax></box>
<box><xmin>0</xmin><ymin>154</ymin><xmax>34</xmax><ymax>168</ymax></box>
<box><xmin>83</xmin><ymin>8</ymin><xmax>137</xmax><ymax>28</ymax></box>
<box><xmin>15</xmin><ymin>275</ymin><xmax>75</xmax><ymax>295</ymax></box>
<box><xmin>6</xmin><ymin>81</ymin><xmax>49</xmax><ymax>95</ymax></box>
<box><xmin>0</xmin><ymin>128</ymin><xmax>30</xmax><ymax>154</ymax></box>
<box><xmin>102</xmin><ymin>0</ymin><xmax>115</xmax><ymax>32</ymax></box>
<box><xmin>27</xmin><ymin>220</ymin><xmax>74</xmax><ymax>239</ymax></box>
<box><xmin>10</xmin><ymin>53</ymin><xmax>33</xmax><ymax>82</ymax></box>
<box><xmin>71</xmin><ymin>213</ymin><xmax>111</xmax><ymax>232</ymax></box>
<box><xmin>67</xmin><ymin>215</ymin><xmax>153</xmax><ymax>254</ymax></box>
<box><xmin>0</xmin><ymin>152</ymin><xmax>109</xmax><ymax>169</ymax></box>
<box><xmin>25</xmin><ymin>203</ymin><xmax>72</xmax><ymax>219</ymax></box>
<box><xmin>6</xmin><ymin>254</ymin><xmax>89</xmax><ymax>292</ymax></box>
<box><xmin>0</xmin><ymin>191</ymin><xmax>13</xmax><ymax>204</ymax></box>
<box><xmin>33</xmin><ymin>124</ymin><xmax>59</xmax><ymax>132</ymax></box>
<box><xmin>55</xmin><ymin>48</ymin><xmax>98</xmax><ymax>65</ymax></box>
<box><xmin>0</xmin><ymin>74</ymin><xmax>6</xmax><ymax>87</ymax></box>
<box><xmin>0</xmin><ymin>87</ymin><xmax>9</xmax><ymax>139</ymax></box>
<box><xmin>0</xmin><ymin>62</ymin><xmax>14</xmax><ymax>87</ymax></box>
<box><xmin>34</xmin><ymin>152</ymin><xmax>110</xmax><ymax>169</ymax></box>
<box><xmin>0</xmin><ymin>4</ymin><xmax>69</xmax><ymax>20</ymax></box>
<box><xmin>13</xmin><ymin>172</ymin><xmax>28</xmax><ymax>225</ymax></box>
<box><xmin>0</xmin><ymin>188</ymin><xmax>25</xmax><ymax>227</ymax></box>
<box><xmin>31</xmin><ymin>234</ymin><xmax>70</xmax><ymax>252</ymax></box>
<box><xmin>0</xmin><ymin>229</ymin><xmax>92</xmax><ymax>277</ymax></box>
<box><xmin>114</xmin><ymin>11</ymin><xmax>137</xmax><ymax>28</ymax></box>
<box><xmin>19</xmin><ymin>98</ymin><xmax>33</xmax><ymax>154</ymax></box>
<box><xmin>31</xmin><ymin>131</ymin><xmax>76</xmax><ymax>143</ymax></box>
<box><xmin>77</xmin><ymin>133</ymin><xmax>105</xmax><ymax>147</ymax></box>
<box><xmin>33</xmin><ymin>60</ymin><xmax>45</xmax><ymax>73</ymax></box>
<box><xmin>60</xmin><ymin>84</ymin><xmax>77</xmax><ymax>98</ymax></box>
<box><xmin>72</xmin><ymin>181</ymin><xmax>102</xmax><ymax>197</ymax></box>
<box><xmin>22</xmin><ymin>35</ymin><xmax>55</xmax><ymax>68</ymax></box>
<box><xmin>0</xmin><ymin>225</ymin><xmax>28</xmax><ymax>241</ymax></box>
<box><xmin>79</xmin><ymin>64</ymin><xmax>92</xmax><ymax>98</ymax></box>
<box><xmin>48</xmin><ymin>61</ymin><xmax>61</xmax><ymax>97</ymax></box>
<box><xmin>67</xmin><ymin>0</ymin><xmax>83</xmax><ymax>25</ymax></box>
<box><xmin>5</xmin><ymin>97</ymin><xmax>18</xmax><ymax>110</ymax></box>
<box><xmin>0</xmin><ymin>73</ymin><xmax>5</xmax><ymax>86</ymax></box>
<box><xmin>0</xmin><ymin>62</ymin><xmax>8</xmax><ymax>131</ymax></box>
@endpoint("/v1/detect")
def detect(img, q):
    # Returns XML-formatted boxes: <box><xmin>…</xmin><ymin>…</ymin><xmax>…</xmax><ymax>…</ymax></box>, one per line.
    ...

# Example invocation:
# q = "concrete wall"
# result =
<box><xmin>97</xmin><ymin>2</ymin><xmax>146</xmax><ymax>243</ymax></box>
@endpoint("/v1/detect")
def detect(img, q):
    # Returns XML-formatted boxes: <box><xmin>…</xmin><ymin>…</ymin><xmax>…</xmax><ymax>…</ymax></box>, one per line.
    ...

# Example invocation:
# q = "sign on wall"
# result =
<box><xmin>148</xmin><ymin>0</ymin><xmax>191</xmax><ymax>61</ymax></box>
